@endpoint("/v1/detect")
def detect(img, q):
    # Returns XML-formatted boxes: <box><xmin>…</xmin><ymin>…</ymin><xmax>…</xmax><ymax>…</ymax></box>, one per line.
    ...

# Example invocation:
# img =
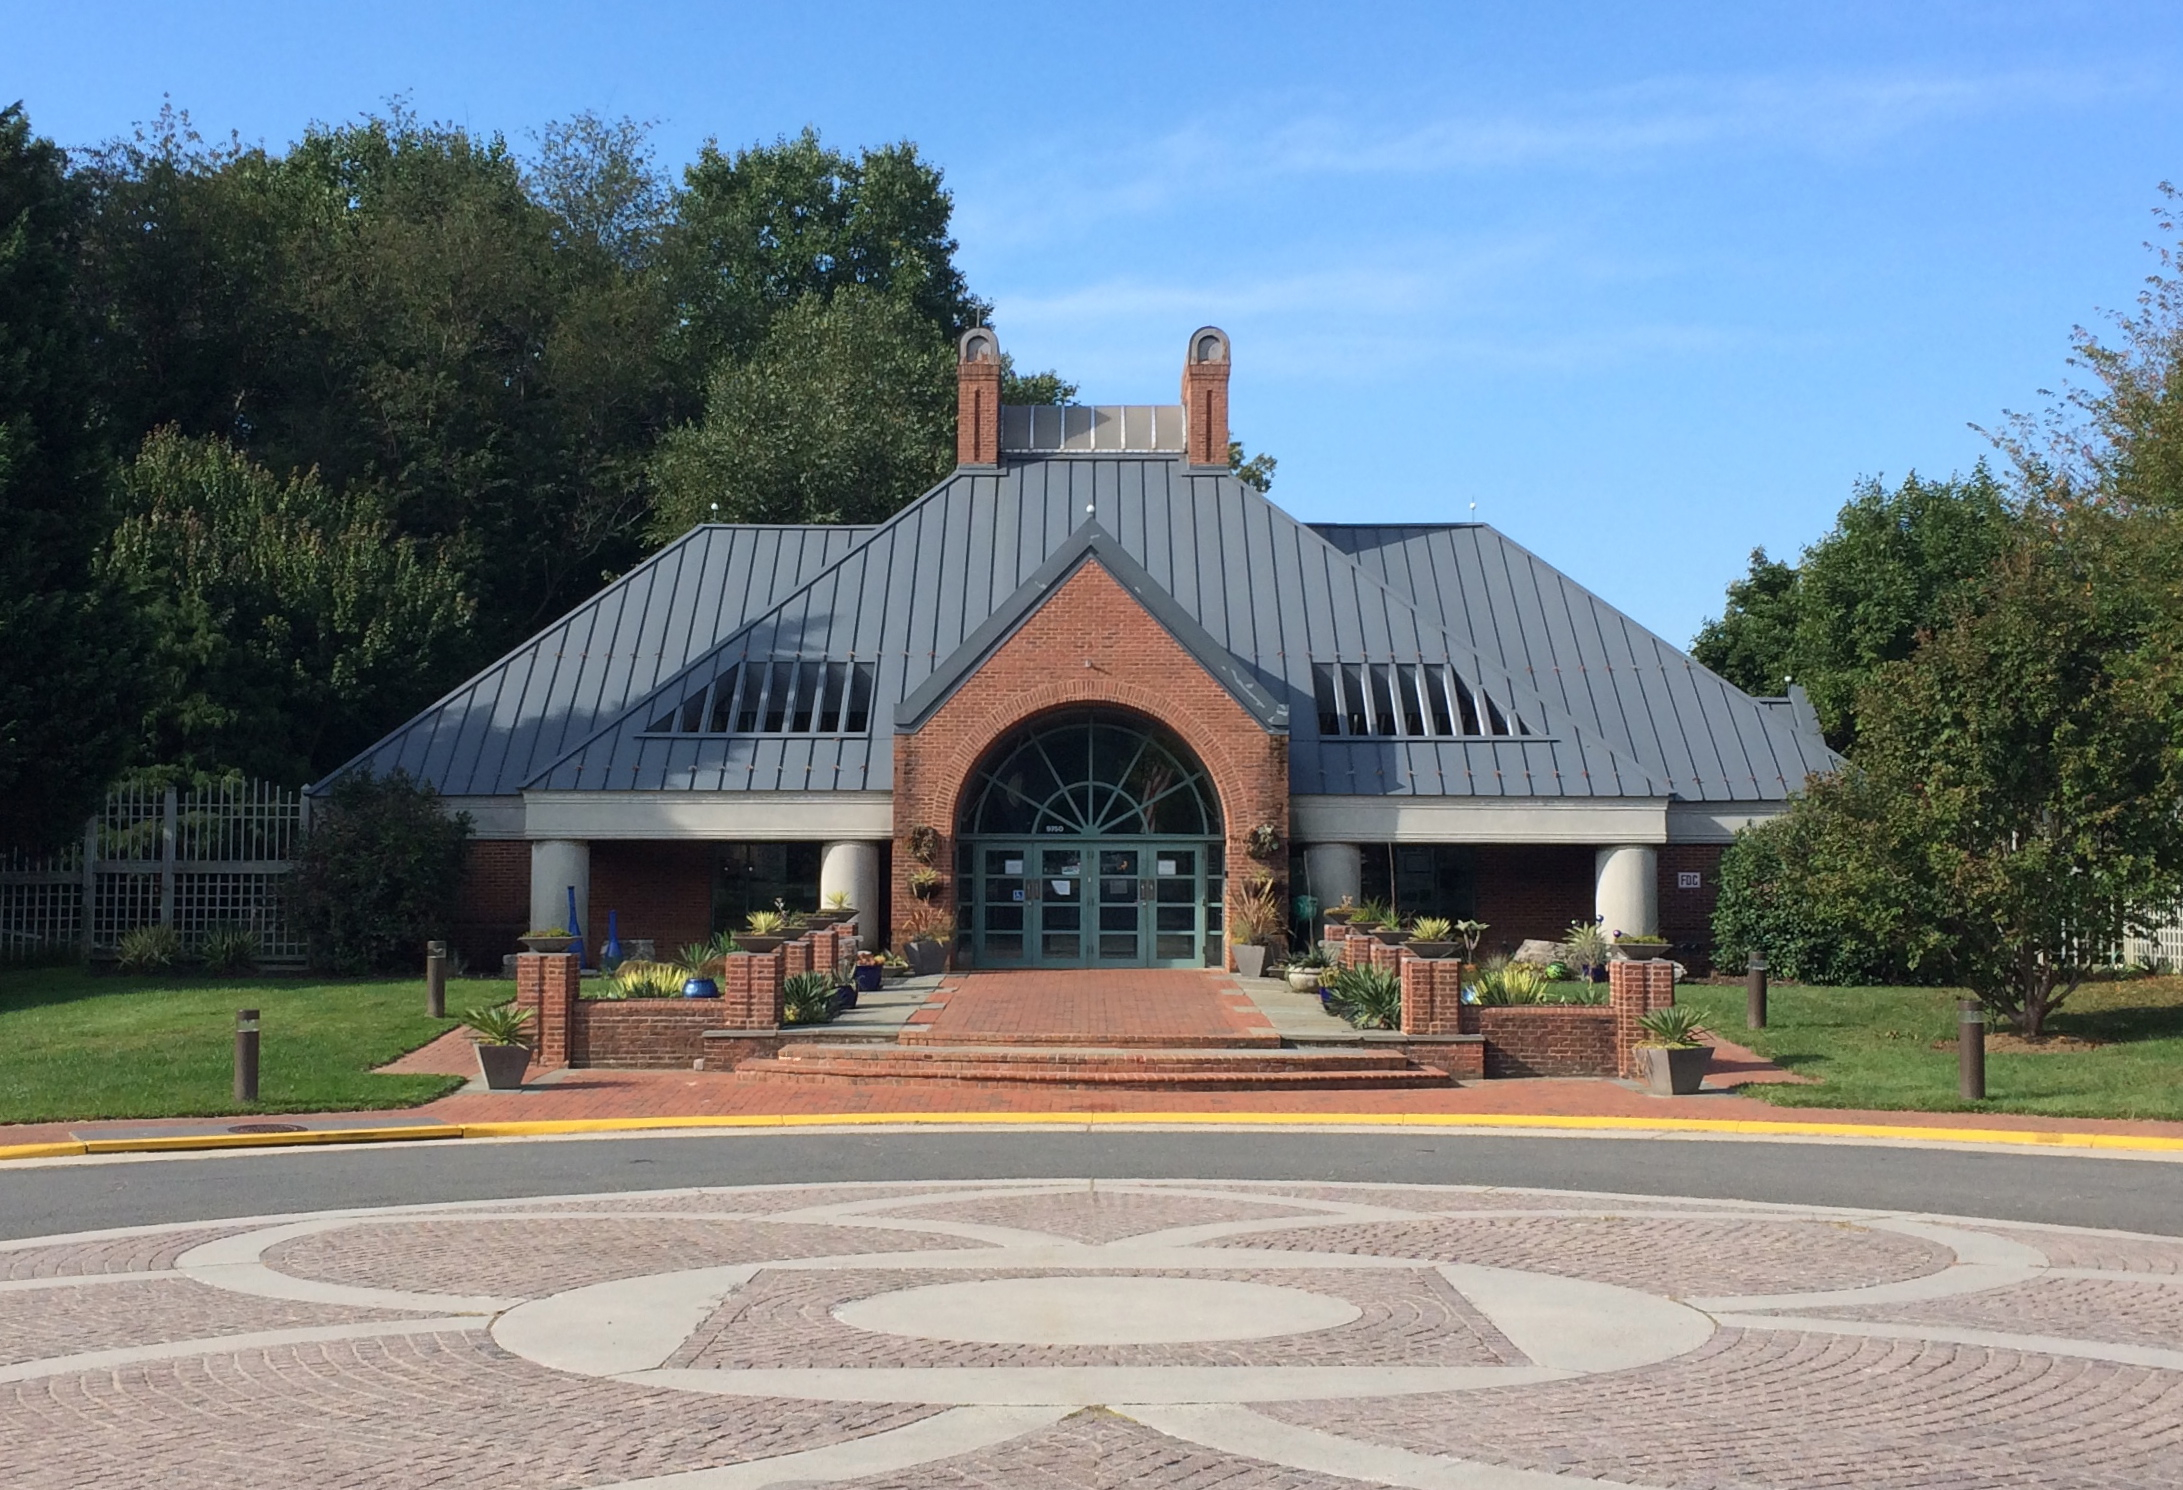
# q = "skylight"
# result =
<box><xmin>1311</xmin><ymin>661</ymin><xmax>1531</xmax><ymax>739</ymax></box>
<box><xmin>644</xmin><ymin>661</ymin><xmax>875</xmax><ymax>736</ymax></box>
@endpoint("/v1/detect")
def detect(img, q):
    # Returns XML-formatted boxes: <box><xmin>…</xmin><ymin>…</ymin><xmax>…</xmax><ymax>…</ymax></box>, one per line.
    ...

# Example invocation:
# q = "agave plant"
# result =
<box><xmin>781</xmin><ymin>970</ymin><xmax>841</xmax><ymax>1026</ymax></box>
<box><xmin>1472</xmin><ymin>954</ymin><xmax>1549</xmax><ymax>1005</ymax></box>
<box><xmin>1637</xmin><ymin>1005</ymin><xmax>1709</xmax><ymax>1048</ymax></box>
<box><xmin>1409</xmin><ymin>915</ymin><xmax>1453</xmax><ymax>942</ymax></box>
<box><xmin>459</xmin><ymin>1002</ymin><xmax>534</xmax><ymax>1046</ymax></box>
<box><xmin>610</xmin><ymin>960</ymin><xmax>690</xmax><ymax>998</ymax></box>
<box><xmin>1350</xmin><ymin>897</ymin><xmax>1394</xmax><ymax>930</ymax></box>
<box><xmin>744</xmin><ymin>909</ymin><xmax>787</xmax><ymax>937</ymax></box>
<box><xmin>116</xmin><ymin>924</ymin><xmax>184</xmax><ymax>974</ymax></box>
<box><xmin>1325</xmin><ymin>964</ymin><xmax>1403</xmax><ymax>1030</ymax></box>
<box><xmin>198</xmin><ymin>923</ymin><xmax>260</xmax><ymax>976</ymax></box>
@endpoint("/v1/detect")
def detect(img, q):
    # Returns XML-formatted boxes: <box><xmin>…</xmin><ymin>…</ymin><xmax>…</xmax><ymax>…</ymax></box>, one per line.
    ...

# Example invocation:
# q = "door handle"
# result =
<box><xmin>1138</xmin><ymin>878</ymin><xmax>1155</xmax><ymax>901</ymax></box>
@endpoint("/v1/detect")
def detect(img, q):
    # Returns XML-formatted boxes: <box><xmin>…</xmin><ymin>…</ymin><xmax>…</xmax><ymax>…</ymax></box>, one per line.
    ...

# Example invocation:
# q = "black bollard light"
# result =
<box><xmin>426</xmin><ymin>939</ymin><xmax>448</xmax><ymax>1020</ymax></box>
<box><xmin>1958</xmin><ymin>999</ymin><xmax>1986</xmax><ymax>1101</ymax></box>
<box><xmin>1746</xmin><ymin>952</ymin><xmax>1768</xmax><ymax>1030</ymax></box>
<box><xmin>234</xmin><ymin>1008</ymin><xmax>260</xmax><ymax>1104</ymax></box>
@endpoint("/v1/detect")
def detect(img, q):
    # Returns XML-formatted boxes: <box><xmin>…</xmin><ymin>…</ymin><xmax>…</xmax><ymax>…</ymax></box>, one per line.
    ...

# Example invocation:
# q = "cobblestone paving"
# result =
<box><xmin>883</xmin><ymin>1187</ymin><xmax>1324</xmax><ymax>1242</ymax></box>
<box><xmin>265</xmin><ymin>1216</ymin><xmax>978</xmax><ymax>1294</ymax></box>
<box><xmin>2</xmin><ymin>1179</ymin><xmax>2179</xmax><ymax>1488</ymax></box>
<box><xmin>671</xmin><ymin>1266</ymin><xmax>1524</xmax><ymax>1369</ymax></box>
<box><xmin>1214</xmin><ymin>1212</ymin><xmax>1955</xmax><ymax>1296</ymax></box>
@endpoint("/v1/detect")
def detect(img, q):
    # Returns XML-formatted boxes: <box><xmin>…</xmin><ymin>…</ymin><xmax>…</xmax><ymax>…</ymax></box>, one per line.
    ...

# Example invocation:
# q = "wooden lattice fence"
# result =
<box><xmin>0</xmin><ymin>780</ymin><xmax>308</xmax><ymax>964</ymax></box>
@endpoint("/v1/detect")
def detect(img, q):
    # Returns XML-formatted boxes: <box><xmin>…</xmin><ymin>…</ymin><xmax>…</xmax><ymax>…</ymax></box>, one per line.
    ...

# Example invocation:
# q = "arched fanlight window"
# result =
<box><xmin>962</xmin><ymin>710</ymin><xmax>1221</xmax><ymax>838</ymax></box>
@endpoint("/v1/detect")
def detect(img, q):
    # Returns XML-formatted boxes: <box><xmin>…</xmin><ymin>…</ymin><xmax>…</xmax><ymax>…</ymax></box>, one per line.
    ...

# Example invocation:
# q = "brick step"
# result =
<box><xmin>897</xmin><ymin>1028</ymin><xmax>1284</xmax><ymax>1049</ymax></box>
<box><xmin>731</xmin><ymin>1059</ymin><xmax>1456</xmax><ymax>1090</ymax></box>
<box><xmin>731</xmin><ymin>1042</ymin><xmax>1456</xmax><ymax>1089</ymax></box>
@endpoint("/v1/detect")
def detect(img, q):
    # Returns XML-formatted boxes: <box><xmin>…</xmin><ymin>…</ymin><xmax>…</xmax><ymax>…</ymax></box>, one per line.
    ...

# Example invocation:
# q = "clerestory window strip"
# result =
<box><xmin>1311</xmin><ymin>661</ymin><xmax>1532</xmax><ymax>739</ymax></box>
<box><xmin>646</xmin><ymin>660</ymin><xmax>876</xmax><ymax>736</ymax></box>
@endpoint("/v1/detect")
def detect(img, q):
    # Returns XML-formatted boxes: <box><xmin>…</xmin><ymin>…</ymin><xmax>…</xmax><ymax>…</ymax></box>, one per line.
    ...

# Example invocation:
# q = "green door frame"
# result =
<box><xmin>967</xmin><ymin>838</ymin><xmax>1222</xmax><ymax>968</ymax></box>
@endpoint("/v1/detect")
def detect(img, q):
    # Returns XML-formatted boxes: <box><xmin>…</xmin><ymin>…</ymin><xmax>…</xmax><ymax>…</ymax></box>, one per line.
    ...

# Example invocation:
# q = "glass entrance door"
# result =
<box><xmin>968</xmin><ymin>840</ymin><xmax>1214</xmax><ymax>968</ymax></box>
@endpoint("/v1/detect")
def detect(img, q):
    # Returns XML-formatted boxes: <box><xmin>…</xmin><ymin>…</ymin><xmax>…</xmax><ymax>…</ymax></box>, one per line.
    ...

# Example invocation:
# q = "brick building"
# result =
<box><xmin>325</xmin><ymin>327</ymin><xmax>1833</xmax><ymax>973</ymax></box>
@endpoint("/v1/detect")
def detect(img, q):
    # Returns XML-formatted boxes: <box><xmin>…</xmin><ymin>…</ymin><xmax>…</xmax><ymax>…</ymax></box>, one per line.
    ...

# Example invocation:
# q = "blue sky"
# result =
<box><xmin>10</xmin><ymin>1</ymin><xmax>2182</xmax><ymax>648</ymax></box>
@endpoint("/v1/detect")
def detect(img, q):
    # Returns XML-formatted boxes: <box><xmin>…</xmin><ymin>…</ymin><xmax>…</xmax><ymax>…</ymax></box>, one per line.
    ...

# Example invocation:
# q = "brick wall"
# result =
<box><xmin>1609</xmin><ymin>958</ymin><xmax>1678</xmax><ymax>1078</ymax></box>
<box><xmin>1471</xmin><ymin>845</ymin><xmax>1594</xmax><ymax>955</ymax></box>
<box><xmin>1399</xmin><ymin>957</ymin><xmax>1466</xmax><ymax>1036</ymax></box>
<box><xmin>1471</xmin><ymin>1006</ymin><xmax>1617</xmax><ymax>1077</ymax></box>
<box><xmin>892</xmin><ymin>560</ymin><xmax>1290</xmax><ymax>968</ymax></box>
<box><xmin>1658</xmin><ymin>843</ymin><xmax>1727</xmax><ymax>972</ymax></box>
<box><xmin>513</xmin><ymin>953</ymin><xmax>579</xmax><ymax>1067</ymax></box>
<box><xmin>591</xmin><ymin>842</ymin><xmax>714</xmax><ymax>960</ymax></box>
<box><xmin>454</xmin><ymin>841</ymin><xmax>529</xmax><ymax>965</ymax></box>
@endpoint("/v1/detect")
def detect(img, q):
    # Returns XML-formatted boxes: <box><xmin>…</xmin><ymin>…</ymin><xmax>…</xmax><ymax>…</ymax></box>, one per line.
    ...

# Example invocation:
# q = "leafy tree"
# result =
<box><xmin>526</xmin><ymin>111</ymin><xmax>669</xmax><ymax>269</ymax></box>
<box><xmin>104</xmin><ymin>429</ymin><xmax>474</xmax><ymax>784</ymax></box>
<box><xmin>649</xmin><ymin>286</ymin><xmax>954</xmax><ymax>534</ymax></box>
<box><xmin>1718</xmin><ymin>509</ymin><xmax>2183</xmax><ymax>1032</ymax></box>
<box><xmin>0</xmin><ymin>103</ymin><xmax>144</xmax><ymax>849</ymax></box>
<box><xmin>288</xmin><ymin>768</ymin><xmax>471</xmax><ymax>972</ymax></box>
<box><xmin>664</xmin><ymin>128</ymin><xmax>987</xmax><ymax>386</ymax></box>
<box><xmin>1228</xmin><ymin>438</ymin><xmax>1277</xmax><ymax>493</ymax></box>
<box><xmin>999</xmin><ymin>355</ymin><xmax>1075</xmax><ymax>407</ymax></box>
<box><xmin>1692</xmin><ymin>468</ymin><xmax>2019</xmax><ymax>746</ymax></box>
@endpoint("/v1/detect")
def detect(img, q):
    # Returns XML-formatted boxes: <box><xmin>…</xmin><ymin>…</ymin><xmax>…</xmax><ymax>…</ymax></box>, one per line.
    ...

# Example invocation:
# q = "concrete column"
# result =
<box><xmin>530</xmin><ymin>839</ymin><xmax>591</xmax><ymax>950</ymax></box>
<box><xmin>1303</xmin><ymin>843</ymin><xmax>1363</xmax><ymax>918</ymax></box>
<box><xmin>1594</xmin><ymin>845</ymin><xmax>1659</xmax><ymax>939</ymax></box>
<box><xmin>820</xmin><ymin>840</ymin><xmax>884</xmax><ymax>949</ymax></box>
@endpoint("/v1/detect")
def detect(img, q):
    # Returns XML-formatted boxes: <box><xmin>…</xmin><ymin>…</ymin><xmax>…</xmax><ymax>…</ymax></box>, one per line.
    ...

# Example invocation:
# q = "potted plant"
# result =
<box><xmin>853</xmin><ymin>951</ymin><xmax>886</xmax><ymax>993</ymax></box>
<box><xmin>461</xmin><ymin>1002</ymin><xmax>534</xmax><ymax>1089</ymax></box>
<box><xmin>1321</xmin><ymin>896</ymin><xmax>1357</xmax><ymax>927</ymax></box>
<box><xmin>1614</xmin><ymin>932</ymin><xmax>1672</xmax><ymax>961</ymax></box>
<box><xmin>518</xmin><ymin>927</ymin><xmax>578</xmax><ymax>954</ymax></box>
<box><xmin>737</xmin><ymin>910</ymin><xmax>789</xmax><ymax>954</ymax></box>
<box><xmin>1229</xmin><ymin>873</ymin><xmax>1285</xmax><ymax>978</ymax></box>
<box><xmin>1564</xmin><ymin>920</ymin><xmax>1612</xmax><ymax>983</ymax></box>
<box><xmin>811</xmin><ymin>890</ymin><xmax>856</xmax><ymax>925</ymax></box>
<box><xmin>1406</xmin><ymin>916</ymin><xmax>1458</xmax><ymax>959</ymax></box>
<box><xmin>907</xmin><ymin>866</ymin><xmax>944</xmax><ymax>901</ymax></box>
<box><xmin>1635</xmin><ymin>1005</ymin><xmax>1712</xmax><ymax>1095</ymax></box>
<box><xmin>1285</xmin><ymin>944</ymin><xmax>1335</xmax><ymax>991</ymax></box>
<box><xmin>900</xmin><ymin>906</ymin><xmax>952</xmax><ymax>975</ymax></box>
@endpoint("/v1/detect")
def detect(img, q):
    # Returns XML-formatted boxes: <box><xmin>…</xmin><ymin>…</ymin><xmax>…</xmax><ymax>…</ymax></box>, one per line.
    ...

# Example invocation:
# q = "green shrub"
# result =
<box><xmin>197</xmin><ymin>924</ymin><xmax>260</xmax><ymax>975</ymax></box>
<box><xmin>607</xmin><ymin>960</ymin><xmax>690</xmax><ymax>998</ymax></box>
<box><xmin>1473</xmin><ymin>955</ymin><xmax>1548</xmax><ymax>1005</ymax></box>
<box><xmin>1711</xmin><ymin>814</ymin><xmax>1920</xmax><ymax>985</ymax></box>
<box><xmin>1326</xmin><ymin>964</ymin><xmax>1402</xmax><ymax>1029</ymax></box>
<box><xmin>781</xmin><ymin>970</ymin><xmax>840</xmax><ymax>1025</ymax></box>
<box><xmin>116</xmin><ymin>924</ymin><xmax>183</xmax><ymax>974</ymax></box>
<box><xmin>287</xmin><ymin>769</ymin><xmax>472</xmax><ymax>973</ymax></box>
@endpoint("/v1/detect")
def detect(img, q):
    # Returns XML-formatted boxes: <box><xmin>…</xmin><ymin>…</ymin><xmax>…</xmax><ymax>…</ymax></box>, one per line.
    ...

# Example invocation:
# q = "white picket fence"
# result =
<box><xmin>0</xmin><ymin>780</ymin><xmax>308</xmax><ymax>964</ymax></box>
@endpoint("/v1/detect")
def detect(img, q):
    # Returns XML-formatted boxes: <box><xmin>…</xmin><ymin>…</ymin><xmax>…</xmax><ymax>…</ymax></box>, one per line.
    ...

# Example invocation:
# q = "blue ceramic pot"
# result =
<box><xmin>681</xmin><ymin>977</ymin><xmax>721</xmax><ymax>999</ymax></box>
<box><xmin>853</xmin><ymin>963</ymin><xmax>883</xmax><ymax>993</ymax></box>
<box><xmin>833</xmin><ymin>986</ymin><xmax>857</xmax><ymax>1013</ymax></box>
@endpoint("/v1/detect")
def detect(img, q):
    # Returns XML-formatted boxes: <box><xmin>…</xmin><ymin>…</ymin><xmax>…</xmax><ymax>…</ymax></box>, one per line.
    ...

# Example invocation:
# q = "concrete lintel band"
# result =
<box><xmin>820</xmin><ymin>841</ymin><xmax>885</xmax><ymax>950</ymax></box>
<box><xmin>530</xmin><ymin>840</ymin><xmax>591</xmax><ymax>948</ymax></box>
<box><xmin>1593</xmin><ymin>844</ymin><xmax>1658</xmax><ymax>939</ymax></box>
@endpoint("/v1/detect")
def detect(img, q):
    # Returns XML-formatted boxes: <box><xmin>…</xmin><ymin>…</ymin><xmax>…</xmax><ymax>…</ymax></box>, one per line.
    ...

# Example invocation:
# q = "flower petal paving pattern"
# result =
<box><xmin>0</xmin><ymin>1179</ymin><xmax>2178</xmax><ymax>1489</ymax></box>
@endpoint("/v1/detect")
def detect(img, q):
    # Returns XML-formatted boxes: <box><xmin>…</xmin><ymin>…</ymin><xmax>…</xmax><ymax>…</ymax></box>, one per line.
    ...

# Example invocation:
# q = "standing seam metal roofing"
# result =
<box><xmin>334</xmin><ymin>458</ymin><xmax>1832</xmax><ymax>803</ymax></box>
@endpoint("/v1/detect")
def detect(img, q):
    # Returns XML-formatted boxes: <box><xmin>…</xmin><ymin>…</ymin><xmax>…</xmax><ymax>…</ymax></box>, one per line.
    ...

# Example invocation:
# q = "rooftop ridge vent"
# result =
<box><xmin>1001</xmin><ymin>404</ymin><xmax>1186</xmax><ymax>453</ymax></box>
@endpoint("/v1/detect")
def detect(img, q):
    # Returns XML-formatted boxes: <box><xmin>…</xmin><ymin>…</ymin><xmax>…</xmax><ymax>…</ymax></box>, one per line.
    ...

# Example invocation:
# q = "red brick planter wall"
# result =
<box><xmin>1470</xmin><ymin>1006</ymin><xmax>1616</xmax><ymax>1077</ymax></box>
<box><xmin>572</xmin><ymin>1000</ymin><xmax>736</xmax><ymax>1068</ymax></box>
<box><xmin>891</xmin><ymin>560</ymin><xmax>1289</xmax><ymax>967</ymax></box>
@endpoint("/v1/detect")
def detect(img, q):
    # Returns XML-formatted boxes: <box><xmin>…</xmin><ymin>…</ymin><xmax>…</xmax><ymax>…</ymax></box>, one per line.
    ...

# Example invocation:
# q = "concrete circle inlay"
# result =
<box><xmin>833</xmin><ymin>1275</ymin><xmax>1363</xmax><ymax>1345</ymax></box>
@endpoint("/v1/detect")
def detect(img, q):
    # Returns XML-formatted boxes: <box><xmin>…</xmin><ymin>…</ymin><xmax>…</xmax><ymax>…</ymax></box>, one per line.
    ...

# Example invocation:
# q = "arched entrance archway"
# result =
<box><xmin>958</xmin><ymin>709</ymin><xmax>1224</xmax><ymax>967</ymax></box>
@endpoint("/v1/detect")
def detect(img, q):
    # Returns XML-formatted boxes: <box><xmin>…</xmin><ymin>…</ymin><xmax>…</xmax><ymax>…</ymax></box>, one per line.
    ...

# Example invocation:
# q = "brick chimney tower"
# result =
<box><xmin>1181</xmin><ymin>325</ymin><xmax>1231</xmax><ymax>469</ymax></box>
<box><xmin>956</xmin><ymin>326</ymin><xmax>1002</xmax><ymax>470</ymax></box>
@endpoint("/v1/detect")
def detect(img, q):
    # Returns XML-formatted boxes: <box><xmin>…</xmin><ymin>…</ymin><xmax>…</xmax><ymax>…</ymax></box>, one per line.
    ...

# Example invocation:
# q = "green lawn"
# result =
<box><xmin>0</xmin><ymin>967</ymin><xmax>490</xmax><ymax>1125</ymax></box>
<box><xmin>1678</xmin><ymin>977</ymin><xmax>2183</xmax><ymax>1121</ymax></box>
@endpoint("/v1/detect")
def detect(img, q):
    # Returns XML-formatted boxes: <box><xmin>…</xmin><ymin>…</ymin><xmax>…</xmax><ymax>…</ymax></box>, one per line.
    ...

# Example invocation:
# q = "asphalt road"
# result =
<box><xmin>4</xmin><ymin>1129</ymin><xmax>2179</xmax><ymax>1241</ymax></box>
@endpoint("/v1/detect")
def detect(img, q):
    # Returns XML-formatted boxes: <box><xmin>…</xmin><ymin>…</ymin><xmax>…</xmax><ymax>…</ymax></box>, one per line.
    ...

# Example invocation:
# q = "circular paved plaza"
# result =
<box><xmin>4</xmin><ymin>1174</ymin><xmax>2181</xmax><ymax>1488</ymax></box>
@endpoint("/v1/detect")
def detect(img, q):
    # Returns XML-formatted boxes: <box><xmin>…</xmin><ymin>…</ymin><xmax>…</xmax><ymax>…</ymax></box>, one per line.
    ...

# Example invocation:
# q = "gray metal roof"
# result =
<box><xmin>331</xmin><ymin>458</ymin><xmax>1832</xmax><ymax>803</ymax></box>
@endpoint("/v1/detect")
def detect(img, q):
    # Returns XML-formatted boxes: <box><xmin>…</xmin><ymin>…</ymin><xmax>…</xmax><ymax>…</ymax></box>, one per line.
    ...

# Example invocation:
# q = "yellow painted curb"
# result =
<box><xmin>5</xmin><ymin>1110</ymin><xmax>2181</xmax><ymax>1162</ymax></box>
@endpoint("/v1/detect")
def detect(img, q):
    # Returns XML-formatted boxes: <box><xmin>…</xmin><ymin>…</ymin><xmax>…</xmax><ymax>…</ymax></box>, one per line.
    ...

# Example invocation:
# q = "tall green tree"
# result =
<box><xmin>649</xmin><ymin>286</ymin><xmax>954</xmax><ymax>533</ymax></box>
<box><xmin>1692</xmin><ymin>468</ymin><xmax>2019</xmax><ymax>746</ymax></box>
<box><xmin>104</xmin><ymin>429</ymin><xmax>474</xmax><ymax>784</ymax></box>
<box><xmin>0</xmin><ymin>104</ymin><xmax>143</xmax><ymax>848</ymax></box>
<box><xmin>663</xmin><ymin>129</ymin><xmax>987</xmax><ymax>388</ymax></box>
<box><xmin>1715</xmin><ymin>508</ymin><xmax>2183</xmax><ymax>1031</ymax></box>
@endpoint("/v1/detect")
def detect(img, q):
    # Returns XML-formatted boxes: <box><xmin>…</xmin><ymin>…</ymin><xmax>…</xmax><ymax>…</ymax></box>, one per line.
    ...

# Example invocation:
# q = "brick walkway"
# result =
<box><xmin>907</xmin><ymin>969</ymin><xmax>1277</xmax><ymax>1044</ymax></box>
<box><xmin>3</xmin><ymin>1178</ymin><xmax>2180</xmax><ymax>1487</ymax></box>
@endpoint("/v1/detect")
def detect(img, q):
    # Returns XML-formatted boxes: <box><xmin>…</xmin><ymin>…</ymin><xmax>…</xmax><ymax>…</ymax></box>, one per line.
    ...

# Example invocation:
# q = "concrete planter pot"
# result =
<box><xmin>1371</xmin><ymin>929</ymin><xmax>1413</xmax><ymax>947</ymax></box>
<box><xmin>518</xmin><ymin>935</ymin><xmax>577</xmax><ymax>955</ymax></box>
<box><xmin>474</xmin><ymin>1042</ymin><xmax>532</xmax><ymax>1090</ymax></box>
<box><xmin>737</xmin><ymin>935</ymin><xmax>786</xmax><ymax>954</ymax></box>
<box><xmin>1640</xmin><ymin>1044</ymin><xmax>1710</xmax><ymax>1096</ymax></box>
<box><xmin>1233</xmin><ymin>944</ymin><xmax>1268</xmax><ymax>978</ymax></box>
<box><xmin>1406</xmin><ymin>940</ymin><xmax>1458</xmax><ymax>959</ymax></box>
<box><xmin>1286</xmin><ymin>967</ymin><xmax>1324</xmax><ymax>992</ymax></box>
